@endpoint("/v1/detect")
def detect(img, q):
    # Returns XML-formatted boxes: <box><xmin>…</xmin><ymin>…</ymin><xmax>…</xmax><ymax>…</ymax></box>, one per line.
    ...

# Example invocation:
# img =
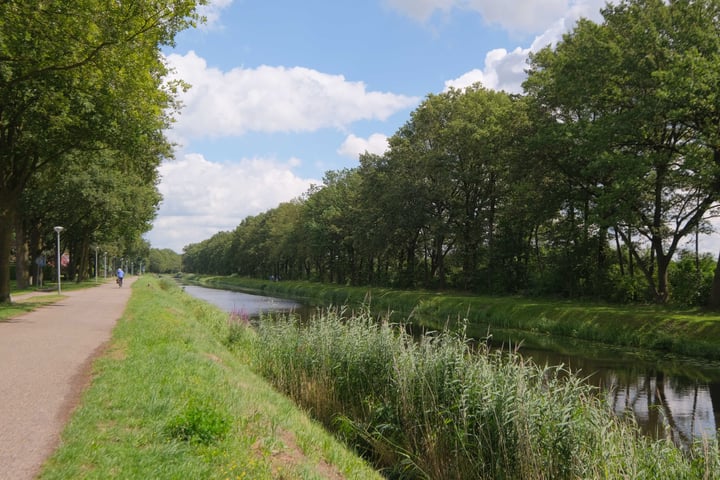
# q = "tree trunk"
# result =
<box><xmin>0</xmin><ymin>209</ymin><xmax>13</xmax><ymax>303</ymax></box>
<box><xmin>614</xmin><ymin>227</ymin><xmax>625</xmax><ymax>276</ymax></box>
<box><xmin>655</xmin><ymin>256</ymin><xmax>670</xmax><ymax>303</ymax></box>
<box><xmin>707</xmin><ymin>250</ymin><xmax>720</xmax><ymax>309</ymax></box>
<box><xmin>14</xmin><ymin>214</ymin><xmax>29</xmax><ymax>289</ymax></box>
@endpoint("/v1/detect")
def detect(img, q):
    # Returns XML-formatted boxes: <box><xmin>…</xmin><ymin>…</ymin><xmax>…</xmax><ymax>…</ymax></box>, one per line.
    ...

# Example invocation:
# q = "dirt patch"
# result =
<box><xmin>254</xmin><ymin>428</ymin><xmax>345</xmax><ymax>480</ymax></box>
<box><xmin>56</xmin><ymin>341</ymin><xmax>111</xmax><ymax>426</ymax></box>
<box><xmin>203</xmin><ymin>352</ymin><xmax>224</xmax><ymax>365</ymax></box>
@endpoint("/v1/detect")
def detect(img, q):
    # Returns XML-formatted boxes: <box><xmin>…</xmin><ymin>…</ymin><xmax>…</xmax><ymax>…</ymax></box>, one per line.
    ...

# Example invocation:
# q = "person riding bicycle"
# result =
<box><xmin>116</xmin><ymin>267</ymin><xmax>124</xmax><ymax>287</ymax></box>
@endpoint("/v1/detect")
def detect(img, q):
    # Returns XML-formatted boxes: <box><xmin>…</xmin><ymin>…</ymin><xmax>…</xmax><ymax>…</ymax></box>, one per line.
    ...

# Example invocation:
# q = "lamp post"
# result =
<box><xmin>94</xmin><ymin>246</ymin><xmax>99</xmax><ymax>283</ymax></box>
<box><xmin>103</xmin><ymin>252</ymin><xmax>107</xmax><ymax>279</ymax></box>
<box><xmin>54</xmin><ymin>226</ymin><xmax>64</xmax><ymax>294</ymax></box>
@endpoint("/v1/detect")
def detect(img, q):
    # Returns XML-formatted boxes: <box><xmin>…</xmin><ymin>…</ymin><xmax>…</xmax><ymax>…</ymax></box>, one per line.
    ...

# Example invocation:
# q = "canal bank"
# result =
<box><xmin>182</xmin><ymin>280</ymin><xmax>720</xmax><ymax>447</ymax></box>
<box><xmin>186</xmin><ymin>274</ymin><xmax>720</xmax><ymax>361</ymax></box>
<box><xmin>179</xmin><ymin>280</ymin><xmax>720</xmax><ymax>479</ymax></box>
<box><xmin>37</xmin><ymin>277</ymin><xmax>383</xmax><ymax>479</ymax></box>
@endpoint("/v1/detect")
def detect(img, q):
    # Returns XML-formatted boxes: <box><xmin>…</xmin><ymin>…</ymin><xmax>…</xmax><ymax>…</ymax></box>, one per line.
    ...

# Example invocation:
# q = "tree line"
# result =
<box><xmin>184</xmin><ymin>0</ymin><xmax>720</xmax><ymax>306</ymax></box>
<box><xmin>0</xmin><ymin>0</ymin><xmax>203</xmax><ymax>301</ymax></box>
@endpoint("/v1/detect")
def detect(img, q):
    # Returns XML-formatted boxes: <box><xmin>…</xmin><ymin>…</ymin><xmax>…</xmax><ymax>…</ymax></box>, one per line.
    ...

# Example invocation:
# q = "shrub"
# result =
<box><xmin>165</xmin><ymin>397</ymin><xmax>231</xmax><ymax>445</ymax></box>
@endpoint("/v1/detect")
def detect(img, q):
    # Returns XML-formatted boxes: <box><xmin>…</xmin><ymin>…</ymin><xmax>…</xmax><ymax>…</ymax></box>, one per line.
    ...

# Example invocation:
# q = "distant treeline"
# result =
<box><xmin>183</xmin><ymin>0</ymin><xmax>720</xmax><ymax>307</ymax></box>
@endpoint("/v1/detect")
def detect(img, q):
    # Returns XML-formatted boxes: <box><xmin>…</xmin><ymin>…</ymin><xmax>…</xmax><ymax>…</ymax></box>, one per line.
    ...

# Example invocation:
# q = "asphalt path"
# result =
<box><xmin>0</xmin><ymin>277</ymin><xmax>136</xmax><ymax>479</ymax></box>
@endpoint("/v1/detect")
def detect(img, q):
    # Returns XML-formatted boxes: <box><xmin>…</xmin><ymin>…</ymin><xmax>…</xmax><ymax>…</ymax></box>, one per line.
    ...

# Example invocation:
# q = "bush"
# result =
<box><xmin>668</xmin><ymin>251</ymin><xmax>715</xmax><ymax>307</ymax></box>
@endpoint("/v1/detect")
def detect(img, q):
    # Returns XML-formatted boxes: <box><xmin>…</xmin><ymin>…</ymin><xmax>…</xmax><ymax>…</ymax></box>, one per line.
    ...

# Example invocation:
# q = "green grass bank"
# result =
<box><xmin>190</xmin><ymin>275</ymin><xmax>720</xmax><ymax>360</ymax></box>
<box><xmin>38</xmin><ymin>276</ymin><xmax>382</xmax><ymax>480</ymax></box>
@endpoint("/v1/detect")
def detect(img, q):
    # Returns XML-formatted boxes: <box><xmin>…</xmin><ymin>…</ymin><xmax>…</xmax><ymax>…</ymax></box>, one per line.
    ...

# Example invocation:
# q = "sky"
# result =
<box><xmin>143</xmin><ymin>0</ymin><xmax>719</xmax><ymax>255</ymax></box>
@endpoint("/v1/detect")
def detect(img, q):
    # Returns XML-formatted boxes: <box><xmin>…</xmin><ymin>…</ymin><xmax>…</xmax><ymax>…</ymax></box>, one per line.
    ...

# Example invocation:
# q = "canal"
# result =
<box><xmin>183</xmin><ymin>284</ymin><xmax>720</xmax><ymax>446</ymax></box>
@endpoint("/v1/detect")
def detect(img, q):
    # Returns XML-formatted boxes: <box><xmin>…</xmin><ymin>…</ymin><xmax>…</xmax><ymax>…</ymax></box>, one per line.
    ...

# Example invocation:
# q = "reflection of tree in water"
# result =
<box><xmin>710</xmin><ymin>382</ymin><xmax>720</xmax><ymax>433</ymax></box>
<box><xmin>605</xmin><ymin>368</ymin><xmax>718</xmax><ymax>447</ymax></box>
<box><xmin>515</xmin><ymin>345</ymin><xmax>719</xmax><ymax>447</ymax></box>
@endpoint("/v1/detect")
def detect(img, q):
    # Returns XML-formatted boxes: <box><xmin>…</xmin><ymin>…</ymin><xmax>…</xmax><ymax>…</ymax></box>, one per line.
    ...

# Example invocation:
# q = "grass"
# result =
<box><xmin>246</xmin><ymin>308</ymin><xmax>720</xmax><ymax>479</ymax></box>
<box><xmin>1</xmin><ymin>279</ymin><xmax>105</xmax><ymax>321</ymax></box>
<box><xmin>38</xmin><ymin>277</ymin><xmax>382</xmax><ymax>480</ymax></box>
<box><xmin>0</xmin><ymin>295</ymin><xmax>64</xmax><ymax>321</ymax></box>
<box><xmin>190</xmin><ymin>275</ymin><xmax>720</xmax><ymax>360</ymax></box>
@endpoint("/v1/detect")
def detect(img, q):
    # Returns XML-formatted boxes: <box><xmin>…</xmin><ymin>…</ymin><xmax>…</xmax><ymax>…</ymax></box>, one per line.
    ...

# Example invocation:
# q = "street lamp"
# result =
<box><xmin>54</xmin><ymin>226</ymin><xmax>64</xmax><ymax>294</ymax></box>
<box><xmin>94</xmin><ymin>245</ymin><xmax>99</xmax><ymax>283</ymax></box>
<box><xmin>103</xmin><ymin>252</ymin><xmax>107</xmax><ymax>279</ymax></box>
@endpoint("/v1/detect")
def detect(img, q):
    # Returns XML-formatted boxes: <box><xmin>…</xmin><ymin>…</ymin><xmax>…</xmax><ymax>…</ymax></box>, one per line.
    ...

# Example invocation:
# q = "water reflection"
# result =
<box><xmin>182</xmin><ymin>284</ymin><xmax>720</xmax><ymax>446</ymax></box>
<box><xmin>182</xmin><ymin>285</ymin><xmax>306</xmax><ymax>317</ymax></box>
<box><xmin>508</xmin><ymin>343</ymin><xmax>720</xmax><ymax>446</ymax></box>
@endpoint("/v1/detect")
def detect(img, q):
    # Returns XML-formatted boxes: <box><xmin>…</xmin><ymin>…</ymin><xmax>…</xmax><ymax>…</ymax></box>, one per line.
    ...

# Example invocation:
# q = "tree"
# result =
<box><xmin>525</xmin><ymin>0</ymin><xmax>720</xmax><ymax>303</ymax></box>
<box><xmin>148</xmin><ymin>248</ymin><xmax>182</xmax><ymax>274</ymax></box>
<box><xmin>0</xmin><ymin>0</ymin><xmax>202</xmax><ymax>301</ymax></box>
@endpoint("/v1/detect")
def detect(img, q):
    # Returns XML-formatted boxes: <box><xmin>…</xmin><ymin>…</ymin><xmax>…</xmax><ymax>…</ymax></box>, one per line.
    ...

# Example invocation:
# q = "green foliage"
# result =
<box><xmin>251</xmin><ymin>309</ymin><xmax>720</xmax><ymax>479</ymax></box>
<box><xmin>197</xmin><ymin>274</ymin><xmax>720</xmax><ymax>360</ymax></box>
<box><xmin>668</xmin><ymin>250</ymin><xmax>716</xmax><ymax>307</ymax></box>
<box><xmin>165</xmin><ymin>397</ymin><xmax>231</xmax><ymax>445</ymax></box>
<box><xmin>183</xmin><ymin>230</ymin><xmax>235</xmax><ymax>275</ymax></box>
<box><xmin>180</xmin><ymin>1</ymin><xmax>720</xmax><ymax>306</ymax></box>
<box><xmin>148</xmin><ymin>248</ymin><xmax>182</xmax><ymax>274</ymax></box>
<box><xmin>0</xmin><ymin>0</ymin><xmax>202</xmax><ymax>300</ymax></box>
<box><xmin>605</xmin><ymin>263</ymin><xmax>652</xmax><ymax>303</ymax></box>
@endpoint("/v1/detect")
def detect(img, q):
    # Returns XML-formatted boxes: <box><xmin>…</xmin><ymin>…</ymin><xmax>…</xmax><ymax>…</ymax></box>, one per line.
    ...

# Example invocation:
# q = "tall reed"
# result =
<box><xmin>247</xmin><ymin>308</ymin><xmax>720</xmax><ymax>479</ymax></box>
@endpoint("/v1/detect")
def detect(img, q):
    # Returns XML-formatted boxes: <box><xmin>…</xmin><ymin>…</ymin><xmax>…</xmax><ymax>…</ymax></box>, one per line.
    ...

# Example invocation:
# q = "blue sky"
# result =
<box><xmin>143</xmin><ymin>0</ymin><xmax>613</xmax><ymax>253</ymax></box>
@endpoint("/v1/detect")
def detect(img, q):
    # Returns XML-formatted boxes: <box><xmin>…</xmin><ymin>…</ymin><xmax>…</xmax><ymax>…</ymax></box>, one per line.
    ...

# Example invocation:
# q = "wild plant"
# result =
<box><xmin>251</xmin><ymin>308</ymin><xmax>720</xmax><ymax>479</ymax></box>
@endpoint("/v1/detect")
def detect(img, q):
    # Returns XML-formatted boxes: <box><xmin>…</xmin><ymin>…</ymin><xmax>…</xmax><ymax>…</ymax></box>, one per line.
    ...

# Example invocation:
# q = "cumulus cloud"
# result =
<box><xmin>443</xmin><ymin>1</ymin><xmax>606</xmax><ymax>93</ymax></box>
<box><xmin>444</xmin><ymin>46</ymin><xmax>530</xmax><ymax>93</ymax></box>
<box><xmin>338</xmin><ymin>133</ymin><xmax>390</xmax><ymax>158</ymax></box>
<box><xmin>385</xmin><ymin>0</ymin><xmax>606</xmax><ymax>34</ymax></box>
<box><xmin>145</xmin><ymin>153</ymin><xmax>318</xmax><ymax>252</ymax></box>
<box><xmin>165</xmin><ymin>51</ymin><xmax>419</xmax><ymax>141</ymax></box>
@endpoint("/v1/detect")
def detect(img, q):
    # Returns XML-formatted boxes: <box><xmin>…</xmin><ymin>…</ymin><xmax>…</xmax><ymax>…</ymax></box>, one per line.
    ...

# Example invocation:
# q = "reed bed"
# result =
<box><xmin>246</xmin><ymin>308</ymin><xmax>720</xmax><ymax>479</ymax></box>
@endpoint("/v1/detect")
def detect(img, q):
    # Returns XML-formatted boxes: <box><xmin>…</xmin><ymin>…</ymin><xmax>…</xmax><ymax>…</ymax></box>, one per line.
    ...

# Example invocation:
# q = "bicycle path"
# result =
<box><xmin>0</xmin><ymin>277</ymin><xmax>136</xmax><ymax>479</ymax></box>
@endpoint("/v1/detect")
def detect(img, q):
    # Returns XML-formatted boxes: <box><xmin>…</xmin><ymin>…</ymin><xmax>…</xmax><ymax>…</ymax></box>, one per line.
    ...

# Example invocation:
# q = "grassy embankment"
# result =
<box><xmin>191</xmin><ymin>275</ymin><xmax>720</xmax><ymax>360</ymax></box>
<box><xmin>24</xmin><ymin>277</ymin><xmax>719</xmax><ymax>479</ymax></box>
<box><xmin>38</xmin><ymin>276</ymin><xmax>382</xmax><ymax>480</ymax></box>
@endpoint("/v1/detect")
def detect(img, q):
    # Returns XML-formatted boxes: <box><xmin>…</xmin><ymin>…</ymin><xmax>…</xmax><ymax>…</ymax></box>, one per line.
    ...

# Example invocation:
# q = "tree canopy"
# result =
<box><xmin>0</xmin><ymin>0</ymin><xmax>203</xmax><ymax>301</ymax></box>
<box><xmin>182</xmin><ymin>0</ymin><xmax>720</xmax><ymax>306</ymax></box>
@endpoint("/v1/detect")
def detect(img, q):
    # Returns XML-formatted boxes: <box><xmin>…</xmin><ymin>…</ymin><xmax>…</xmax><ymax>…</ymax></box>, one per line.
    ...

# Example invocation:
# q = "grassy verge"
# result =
<box><xmin>246</xmin><ymin>308</ymin><xmax>720</xmax><ymax>479</ymax></box>
<box><xmin>38</xmin><ymin>277</ymin><xmax>382</xmax><ymax>480</ymax></box>
<box><xmin>0</xmin><ymin>295</ymin><xmax>64</xmax><ymax>321</ymax></box>
<box><xmin>1</xmin><ymin>280</ymin><xmax>106</xmax><ymax>321</ymax></box>
<box><xmin>190</xmin><ymin>275</ymin><xmax>720</xmax><ymax>360</ymax></box>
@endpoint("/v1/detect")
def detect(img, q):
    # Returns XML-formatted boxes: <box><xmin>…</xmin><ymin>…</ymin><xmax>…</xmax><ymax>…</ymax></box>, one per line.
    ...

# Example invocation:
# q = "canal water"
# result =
<box><xmin>182</xmin><ymin>285</ymin><xmax>308</xmax><ymax>317</ymax></box>
<box><xmin>183</xmin><ymin>284</ymin><xmax>720</xmax><ymax>445</ymax></box>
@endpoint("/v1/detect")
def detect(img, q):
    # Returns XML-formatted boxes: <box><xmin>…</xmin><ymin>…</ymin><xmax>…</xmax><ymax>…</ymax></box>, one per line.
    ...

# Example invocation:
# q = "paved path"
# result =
<box><xmin>0</xmin><ymin>277</ymin><xmax>136</xmax><ymax>479</ymax></box>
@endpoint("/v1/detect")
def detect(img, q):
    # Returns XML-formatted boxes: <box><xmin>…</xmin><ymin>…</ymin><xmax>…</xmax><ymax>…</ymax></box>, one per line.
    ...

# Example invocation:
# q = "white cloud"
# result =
<box><xmin>197</xmin><ymin>0</ymin><xmax>234</xmax><ymax>29</ymax></box>
<box><xmin>165</xmin><ymin>51</ymin><xmax>419</xmax><ymax>141</ymax></box>
<box><xmin>338</xmin><ymin>133</ymin><xmax>390</xmax><ymax>158</ymax></box>
<box><xmin>444</xmin><ymin>46</ymin><xmax>530</xmax><ymax>94</ymax></box>
<box><xmin>443</xmin><ymin>1</ymin><xmax>606</xmax><ymax>93</ymax></box>
<box><xmin>385</xmin><ymin>0</ymin><xmax>606</xmax><ymax>34</ymax></box>
<box><xmin>145</xmin><ymin>153</ymin><xmax>318</xmax><ymax>252</ymax></box>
